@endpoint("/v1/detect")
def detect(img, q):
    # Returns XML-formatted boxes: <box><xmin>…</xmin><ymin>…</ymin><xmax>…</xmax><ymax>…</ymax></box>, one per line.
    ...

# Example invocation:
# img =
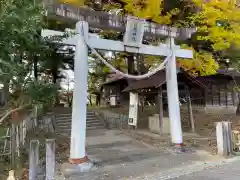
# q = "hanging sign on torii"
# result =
<box><xmin>41</xmin><ymin>16</ymin><xmax>194</xmax><ymax>165</ymax></box>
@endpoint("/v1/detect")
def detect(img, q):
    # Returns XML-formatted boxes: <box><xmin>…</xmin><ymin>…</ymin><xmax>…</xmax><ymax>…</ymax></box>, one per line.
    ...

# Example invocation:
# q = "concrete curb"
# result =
<box><xmin>124</xmin><ymin>156</ymin><xmax>240</xmax><ymax>180</ymax></box>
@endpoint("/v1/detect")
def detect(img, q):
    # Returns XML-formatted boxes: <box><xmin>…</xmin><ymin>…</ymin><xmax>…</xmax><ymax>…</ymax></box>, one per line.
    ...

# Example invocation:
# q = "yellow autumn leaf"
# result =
<box><xmin>178</xmin><ymin>45</ymin><xmax>219</xmax><ymax>76</ymax></box>
<box><xmin>58</xmin><ymin>0</ymin><xmax>85</xmax><ymax>6</ymax></box>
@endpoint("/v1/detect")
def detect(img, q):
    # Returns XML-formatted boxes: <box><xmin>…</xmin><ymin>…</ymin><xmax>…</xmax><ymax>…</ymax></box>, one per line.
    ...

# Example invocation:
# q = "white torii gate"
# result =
<box><xmin>42</xmin><ymin>18</ymin><xmax>193</xmax><ymax>166</ymax></box>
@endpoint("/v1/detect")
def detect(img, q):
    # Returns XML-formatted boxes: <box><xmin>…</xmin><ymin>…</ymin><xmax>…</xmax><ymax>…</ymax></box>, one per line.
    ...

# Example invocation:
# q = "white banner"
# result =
<box><xmin>128</xmin><ymin>92</ymin><xmax>139</xmax><ymax>127</ymax></box>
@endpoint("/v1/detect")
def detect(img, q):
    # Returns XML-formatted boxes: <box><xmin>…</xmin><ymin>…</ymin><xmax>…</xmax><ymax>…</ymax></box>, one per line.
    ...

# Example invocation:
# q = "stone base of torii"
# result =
<box><xmin>42</xmin><ymin>18</ymin><xmax>194</xmax><ymax>173</ymax></box>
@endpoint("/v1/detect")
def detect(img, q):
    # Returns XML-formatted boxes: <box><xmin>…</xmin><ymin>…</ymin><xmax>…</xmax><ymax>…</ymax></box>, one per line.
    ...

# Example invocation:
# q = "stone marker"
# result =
<box><xmin>46</xmin><ymin>139</ymin><xmax>56</xmax><ymax>180</ymax></box>
<box><xmin>223</xmin><ymin>121</ymin><xmax>233</xmax><ymax>155</ymax></box>
<box><xmin>148</xmin><ymin>115</ymin><xmax>170</xmax><ymax>134</ymax></box>
<box><xmin>216</xmin><ymin>122</ymin><xmax>227</xmax><ymax>156</ymax></box>
<box><xmin>29</xmin><ymin>140</ymin><xmax>39</xmax><ymax>180</ymax></box>
<box><xmin>216</xmin><ymin>121</ymin><xmax>232</xmax><ymax>156</ymax></box>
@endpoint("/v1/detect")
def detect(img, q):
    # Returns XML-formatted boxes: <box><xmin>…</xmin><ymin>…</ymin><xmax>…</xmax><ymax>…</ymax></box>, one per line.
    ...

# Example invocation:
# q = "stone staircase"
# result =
<box><xmin>54</xmin><ymin>108</ymin><xmax>105</xmax><ymax>135</ymax></box>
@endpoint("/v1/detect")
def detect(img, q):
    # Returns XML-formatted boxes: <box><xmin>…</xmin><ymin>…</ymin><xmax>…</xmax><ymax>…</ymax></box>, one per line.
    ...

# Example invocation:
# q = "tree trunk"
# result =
<box><xmin>236</xmin><ymin>102</ymin><xmax>240</xmax><ymax>115</ymax></box>
<box><xmin>88</xmin><ymin>95</ymin><xmax>93</xmax><ymax>106</ymax></box>
<box><xmin>236</xmin><ymin>93</ymin><xmax>240</xmax><ymax>116</ymax></box>
<box><xmin>33</xmin><ymin>56</ymin><xmax>38</xmax><ymax>80</ymax></box>
<box><xmin>52</xmin><ymin>72</ymin><xmax>58</xmax><ymax>84</ymax></box>
<box><xmin>52</xmin><ymin>71</ymin><xmax>60</xmax><ymax>106</ymax></box>
<box><xmin>96</xmin><ymin>94</ymin><xmax>100</xmax><ymax>106</ymax></box>
<box><xmin>137</xmin><ymin>55</ymin><xmax>148</xmax><ymax>74</ymax></box>
<box><xmin>68</xmin><ymin>96</ymin><xmax>73</xmax><ymax>107</ymax></box>
<box><xmin>3</xmin><ymin>82</ymin><xmax>10</xmax><ymax>106</ymax></box>
<box><xmin>127</xmin><ymin>55</ymin><xmax>135</xmax><ymax>74</ymax></box>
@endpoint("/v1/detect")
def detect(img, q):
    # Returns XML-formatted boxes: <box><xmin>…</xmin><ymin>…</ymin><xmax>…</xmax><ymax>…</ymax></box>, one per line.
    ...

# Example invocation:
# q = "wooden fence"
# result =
<box><xmin>0</xmin><ymin>111</ymin><xmax>56</xmax><ymax>166</ymax></box>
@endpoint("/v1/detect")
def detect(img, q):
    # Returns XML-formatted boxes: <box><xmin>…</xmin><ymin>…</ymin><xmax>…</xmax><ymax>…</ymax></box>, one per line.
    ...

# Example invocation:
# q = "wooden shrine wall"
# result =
<box><xmin>196</xmin><ymin>77</ymin><xmax>240</xmax><ymax>107</ymax></box>
<box><xmin>205</xmin><ymin>80</ymin><xmax>239</xmax><ymax>107</ymax></box>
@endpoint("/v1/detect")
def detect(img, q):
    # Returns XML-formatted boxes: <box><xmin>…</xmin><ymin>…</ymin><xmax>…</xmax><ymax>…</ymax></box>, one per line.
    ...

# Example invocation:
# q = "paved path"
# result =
<box><xmin>59</xmin><ymin>130</ymin><xmax>224</xmax><ymax>180</ymax></box>
<box><xmin>125</xmin><ymin>156</ymin><xmax>240</xmax><ymax>180</ymax></box>
<box><xmin>171</xmin><ymin>158</ymin><xmax>240</xmax><ymax>180</ymax></box>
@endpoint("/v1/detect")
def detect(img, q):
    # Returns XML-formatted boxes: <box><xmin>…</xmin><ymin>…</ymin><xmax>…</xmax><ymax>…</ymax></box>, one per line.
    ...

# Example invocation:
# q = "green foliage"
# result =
<box><xmin>39</xmin><ymin>36</ymin><xmax>74</xmax><ymax>83</ymax></box>
<box><xmin>0</xmin><ymin>60</ymin><xmax>58</xmax><ymax>110</ymax></box>
<box><xmin>26</xmin><ymin>80</ymin><xmax>58</xmax><ymax>107</ymax></box>
<box><xmin>0</xmin><ymin>0</ymin><xmax>67</xmax><ymax>121</ymax></box>
<box><xmin>0</xmin><ymin>0</ymin><xmax>45</xmax><ymax>60</ymax></box>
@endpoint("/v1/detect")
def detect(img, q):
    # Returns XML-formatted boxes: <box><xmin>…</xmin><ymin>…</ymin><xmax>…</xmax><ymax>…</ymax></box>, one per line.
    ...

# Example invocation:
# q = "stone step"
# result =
<box><xmin>55</xmin><ymin>111</ymin><xmax>95</xmax><ymax>116</ymax></box>
<box><xmin>55</xmin><ymin>114</ymin><xmax>97</xmax><ymax>120</ymax></box>
<box><xmin>57</xmin><ymin>122</ymin><xmax>104</xmax><ymax>129</ymax></box>
<box><xmin>56</xmin><ymin>121</ymin><xmax>71</xmax><ymax>126</ymax></box>
<box><xmin>86</xmin><ymin>120</ymin><xmax>103</xmax><ymax>125</ymax></box>
<box><xmin>57</xmin><ymin>119</ymin><xmax>101</xmax><ymax>124</ymax></box>
<box><xmin>55</xmin><ymin>116</ymin><xmax>71</xmax><ymax>120</ymax></box>
<box><xmin>87</xmin><ymin>115</ymin><xmax>98</xmax><ymax>118</ymax></box>
<box><xmin>55</xmin><ymin>114</ymin><xmax>96</xmax><ymax>118</ymax></box>
<box><xmin>56</xmin><ymin>118</ymin><xmax>100</xmax><ymax>123</ymax></box>
<box><xmin>54</xmin><ymin>110</ymin><xmax>104</xmax><ymax>134</ymax></box>
<box><xmin>56</xmin><ymin>126</ymin><xmax>105</xmax><ymax>133</ymax></box>
<box><xmin>56</xmin><ymin>122</ymin><xmax>101</xmax><ymax>127</ymax></box>
<box><xmin>56</xmin><ymin>115</ymin><xmax>98</xmax><ymax>120</ymax></box>
<box><xmin>55</xmin><ymin>118</ymin><xmax>98</xmax><ymax>123</ymax></box>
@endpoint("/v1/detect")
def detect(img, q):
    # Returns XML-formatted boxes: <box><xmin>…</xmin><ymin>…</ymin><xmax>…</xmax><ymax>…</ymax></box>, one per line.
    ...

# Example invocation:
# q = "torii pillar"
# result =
<box><xmin>165</xmin><ymin>37</ymin><xmax>183</xmax><ymax>147</ymax></box>
<box><xmin>69</xmin><ymin>21</ymin><xmax>89</xmax><ymax>165</ymax></box>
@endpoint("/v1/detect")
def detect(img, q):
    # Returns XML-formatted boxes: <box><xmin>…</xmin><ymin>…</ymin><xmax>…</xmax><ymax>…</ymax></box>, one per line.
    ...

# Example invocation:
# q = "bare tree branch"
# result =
<box><xmin>0</xmin><ymin>103</ymin><xmax>31</xmax><ymax>124</ymax></box>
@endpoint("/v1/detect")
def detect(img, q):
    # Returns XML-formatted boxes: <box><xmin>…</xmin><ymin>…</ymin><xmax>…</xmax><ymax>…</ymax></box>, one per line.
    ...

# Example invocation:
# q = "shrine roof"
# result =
<box><xmin>122</xmin><ymin>68</ymin><xmax>204</xmax><ymax>92</ymax></box>
<box><xmin>217</xmin><ymin>69</ymin><xmax>240</xmax><ymax>77</ymax></box>
<box><xmin>196</xmin><ymin>69</ymin><xmax>240</xmax><ymax>83</ymax></box>
<box><xmin>101</xmin><ymin>74</ymin><xmax>125</xmax><ymax>86</ymax></box>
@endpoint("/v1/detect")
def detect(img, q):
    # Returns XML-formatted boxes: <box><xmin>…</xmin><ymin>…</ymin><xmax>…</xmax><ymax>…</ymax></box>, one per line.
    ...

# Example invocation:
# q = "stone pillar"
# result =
<box><xmin>46</xmin><ymin>139</ymin><xmax>55</xmax><ymax>180</ymax></box>
<box><xmin>224</xmin><ymin>121</ymin><xmax>233</xmax><ymax>155</ymax></box>
<box><xmin>216</xmin><ymin>121</ymin><xmax>232</xmax><ymax>156</ymax></box>
<box><xmin>29</xmin><ymin>140</ymin><xmax>39</xmax><ymax>180</ymax></box>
